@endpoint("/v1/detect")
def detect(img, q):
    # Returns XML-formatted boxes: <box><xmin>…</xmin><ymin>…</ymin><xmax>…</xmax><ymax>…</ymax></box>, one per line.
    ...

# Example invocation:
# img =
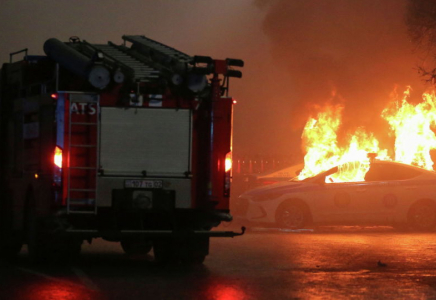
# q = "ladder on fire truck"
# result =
<box><xmin>66</xmin><ymin>94</ymin><xmax>100</xmax><ymax>214</ymax></box>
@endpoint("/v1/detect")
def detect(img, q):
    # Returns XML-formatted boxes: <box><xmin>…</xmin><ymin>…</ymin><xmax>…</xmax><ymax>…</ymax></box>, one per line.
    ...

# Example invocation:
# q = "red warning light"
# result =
<box><xmin>50</xmin><ymin>93</ymin><xmax>58</xmax><ymax>99</ymax></box>
<box><xmin>54</xmin><ymin>146</ymin><xmax>62</xmax><ymax>168</ymax></box>
<box><xmin>232</xmin><ymin>99</ymin><xmax>237</xmax><ymax>104</ymax></box>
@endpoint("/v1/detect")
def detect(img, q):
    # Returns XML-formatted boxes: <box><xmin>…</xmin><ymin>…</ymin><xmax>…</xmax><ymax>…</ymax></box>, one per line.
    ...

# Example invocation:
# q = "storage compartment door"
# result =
<box><xmin>100</xmin><ymin>107</ymin><xmax>191</xmax><ymax>176</ymax></box>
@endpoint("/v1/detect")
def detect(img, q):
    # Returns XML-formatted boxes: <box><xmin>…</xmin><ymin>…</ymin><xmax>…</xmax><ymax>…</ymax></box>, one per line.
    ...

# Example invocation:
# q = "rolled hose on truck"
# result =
<box><xmin>43</xmin><ymin>38</ymin><xmax>112</xmax><ymax>89</ymax></box>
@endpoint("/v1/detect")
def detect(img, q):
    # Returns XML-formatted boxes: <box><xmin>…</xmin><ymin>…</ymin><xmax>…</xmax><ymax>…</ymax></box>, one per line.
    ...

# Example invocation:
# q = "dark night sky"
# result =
<box><xmin>0</xmin><ymin>0</ymin><xmax>430</xmax><ymax>161</ymax></box>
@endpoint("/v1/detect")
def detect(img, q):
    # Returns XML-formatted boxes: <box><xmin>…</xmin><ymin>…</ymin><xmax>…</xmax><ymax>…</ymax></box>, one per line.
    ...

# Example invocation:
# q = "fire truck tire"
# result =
<box><xmin>120</xmin><ymin>239</ymin><xmax>152</xmax><ymax>255</ymax></box>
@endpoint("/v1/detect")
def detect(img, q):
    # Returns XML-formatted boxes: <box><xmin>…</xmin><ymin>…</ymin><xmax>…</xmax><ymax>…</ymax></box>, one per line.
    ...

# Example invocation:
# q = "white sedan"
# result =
<box><xmin>235</xmin><ymin>160</ymin><xmax>436</xmax><ymax>230</ymax></box>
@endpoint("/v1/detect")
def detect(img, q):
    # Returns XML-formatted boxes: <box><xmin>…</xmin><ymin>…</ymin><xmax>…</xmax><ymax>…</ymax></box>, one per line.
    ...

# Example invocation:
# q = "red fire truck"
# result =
<box><xmin>0</xmin><ymin>35</ymin><xmax>244</xmax><ymax>263</ymax></box>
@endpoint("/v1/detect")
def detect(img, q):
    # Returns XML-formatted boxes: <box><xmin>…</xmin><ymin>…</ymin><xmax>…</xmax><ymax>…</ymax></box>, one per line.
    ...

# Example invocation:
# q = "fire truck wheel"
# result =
<box><xmin>120</xmin><ymin>239</ymin><xmax>152</xmax><ymax>255</ymax></box>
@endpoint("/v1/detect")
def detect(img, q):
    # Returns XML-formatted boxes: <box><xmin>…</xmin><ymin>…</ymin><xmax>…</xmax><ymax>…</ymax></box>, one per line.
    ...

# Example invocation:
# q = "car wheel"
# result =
<box><xmin>275</xmin><ymin>202</ymin><xmax>309</xmax><ymax>229</ymax></box>
<box><xmin>408</xmin><ymin>201</ymin><xmax>436</xmax><ymax>231</ymax></box>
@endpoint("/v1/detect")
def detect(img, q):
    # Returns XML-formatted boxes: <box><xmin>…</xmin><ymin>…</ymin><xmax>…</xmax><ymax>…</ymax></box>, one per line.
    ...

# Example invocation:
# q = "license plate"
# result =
<box><xmin>124</xmin><ymin>179</ymin><xmax>163</xmax><ymax>189</ymax></box>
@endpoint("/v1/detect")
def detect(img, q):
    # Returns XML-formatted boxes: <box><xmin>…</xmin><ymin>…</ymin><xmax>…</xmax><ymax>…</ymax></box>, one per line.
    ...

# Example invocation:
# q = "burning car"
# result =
<box><xmin>236</xmin><ymin>160</ymin><xmax>436</xmax><ymax>230</ymax></box>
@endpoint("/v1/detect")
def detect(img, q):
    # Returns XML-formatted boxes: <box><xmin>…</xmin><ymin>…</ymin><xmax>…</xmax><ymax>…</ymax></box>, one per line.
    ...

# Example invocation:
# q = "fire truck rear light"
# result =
<box><xmin>54</xmin><ymin>146</ymin><xmax>62</xmax><ymax>168</ymax></box>
<box><xmin>224</xmin><ymin>152</ymin><xmax>232</xmax><ymax>197</ymax></box>
<box><xmin>225</xmin><ymin>152</ymin><xmax>232</xmax><ymax>172</ymax></box>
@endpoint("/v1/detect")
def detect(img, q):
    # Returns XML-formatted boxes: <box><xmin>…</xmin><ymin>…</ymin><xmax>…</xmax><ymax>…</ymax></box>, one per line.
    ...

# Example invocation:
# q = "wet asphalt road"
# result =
<box><xmin>2</xmin><ymin>226</ymin><xmax>436</xmax><ymax>299</ymax></box>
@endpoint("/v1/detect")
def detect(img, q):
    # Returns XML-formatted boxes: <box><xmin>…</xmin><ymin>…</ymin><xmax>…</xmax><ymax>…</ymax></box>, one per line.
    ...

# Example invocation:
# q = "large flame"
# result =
<box><xmin>382</xmin><ymin>87</ymin><xmax>436</xmax><ymax>170</ymax></box>
<box><xmin>298</xmin><ymin>104</ymin><xmax>388</xmax><ymax>182</ymax></box>
<box><xmin>298</xmin><ymin>103</ymin><xmax>342</xmax><ymax>179</ymax></box>
<box><xmin>298</xmin><ymin>86</ymin><xmax>436</xmax><ymax>182</ymax></box>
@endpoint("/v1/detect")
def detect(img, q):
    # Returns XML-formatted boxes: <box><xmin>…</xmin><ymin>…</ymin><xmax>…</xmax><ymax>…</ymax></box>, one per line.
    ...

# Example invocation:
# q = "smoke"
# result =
<box><xmin>256</xmin><ymin>0</ymin><xmax>427</xmax><ymax>146</ymax></box>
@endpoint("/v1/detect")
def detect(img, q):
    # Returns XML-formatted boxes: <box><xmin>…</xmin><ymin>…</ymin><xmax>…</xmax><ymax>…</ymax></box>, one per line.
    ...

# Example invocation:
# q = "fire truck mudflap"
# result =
<box><xmin>0</xmin><ymin>36</ymin><xmax>244</xmax><ymax>264</ymax></box>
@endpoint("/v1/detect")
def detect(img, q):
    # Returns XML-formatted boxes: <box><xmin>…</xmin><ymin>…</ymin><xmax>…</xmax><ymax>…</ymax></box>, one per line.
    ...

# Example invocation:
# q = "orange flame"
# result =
<box><xmin>382</xmin><ymin>87</ymin><xmax>436</xmax><ymax>170</ymax></box>
<box><xmin>298</xmin><ymin>104</ymin><xmax>388</xmax><ymax>182</ymax></box>
<box><xmin>298</xmin><ymin>104</ymin><xmax>342</xmax><ymax>179</ymax></box>
<box><xmin>298</xmin><ymin>87</ymin><xmax>436</xmax><ymax>182</ymax></box>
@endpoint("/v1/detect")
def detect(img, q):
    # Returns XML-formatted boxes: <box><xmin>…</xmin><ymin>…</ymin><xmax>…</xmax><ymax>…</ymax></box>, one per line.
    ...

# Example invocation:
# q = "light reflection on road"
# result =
<box><xmin>207</xmin><ymin>283</ymin><xmax>248</xmax><ymax>300</ymax></box>
<box><xmin>18</xmin><ymin>281</ymin><xmax>99</xmax><ymax>300</ymax></box>
<box><xmin>4</xmin><ymin>228</ymin><xmax>436</xmax><ymax>299</ymax></box>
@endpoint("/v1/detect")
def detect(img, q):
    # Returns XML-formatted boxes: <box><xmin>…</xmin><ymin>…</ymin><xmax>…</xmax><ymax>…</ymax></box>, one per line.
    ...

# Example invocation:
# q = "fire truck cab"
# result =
<box><xmin>0</xmin><ymin>35</ymin><xmax>244</xmax><ymax>263</ymax></box>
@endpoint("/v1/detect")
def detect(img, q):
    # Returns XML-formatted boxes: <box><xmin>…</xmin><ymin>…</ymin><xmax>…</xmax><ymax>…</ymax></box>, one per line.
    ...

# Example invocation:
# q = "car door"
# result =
<box><xmin>352</xmin><ymin>163</ymin><xmax>423</xmax><ymax>224</ymax></box>
<box><xmin>311</xmin><ymin>177</ymin><xmax>370</xmax><ymax>224</ymax></box>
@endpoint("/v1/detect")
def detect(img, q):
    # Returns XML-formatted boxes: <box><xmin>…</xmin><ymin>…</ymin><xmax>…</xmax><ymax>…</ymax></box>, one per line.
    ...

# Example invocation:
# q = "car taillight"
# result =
<box><xmin>224</xmin><ymin>151</ymin><xmax>232</xmax><ymax>197</ymax></box>
<box><xmin>54</xmin><ymin>146</ymin><xmax>62</xmax><ymax>168</ymax></box>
